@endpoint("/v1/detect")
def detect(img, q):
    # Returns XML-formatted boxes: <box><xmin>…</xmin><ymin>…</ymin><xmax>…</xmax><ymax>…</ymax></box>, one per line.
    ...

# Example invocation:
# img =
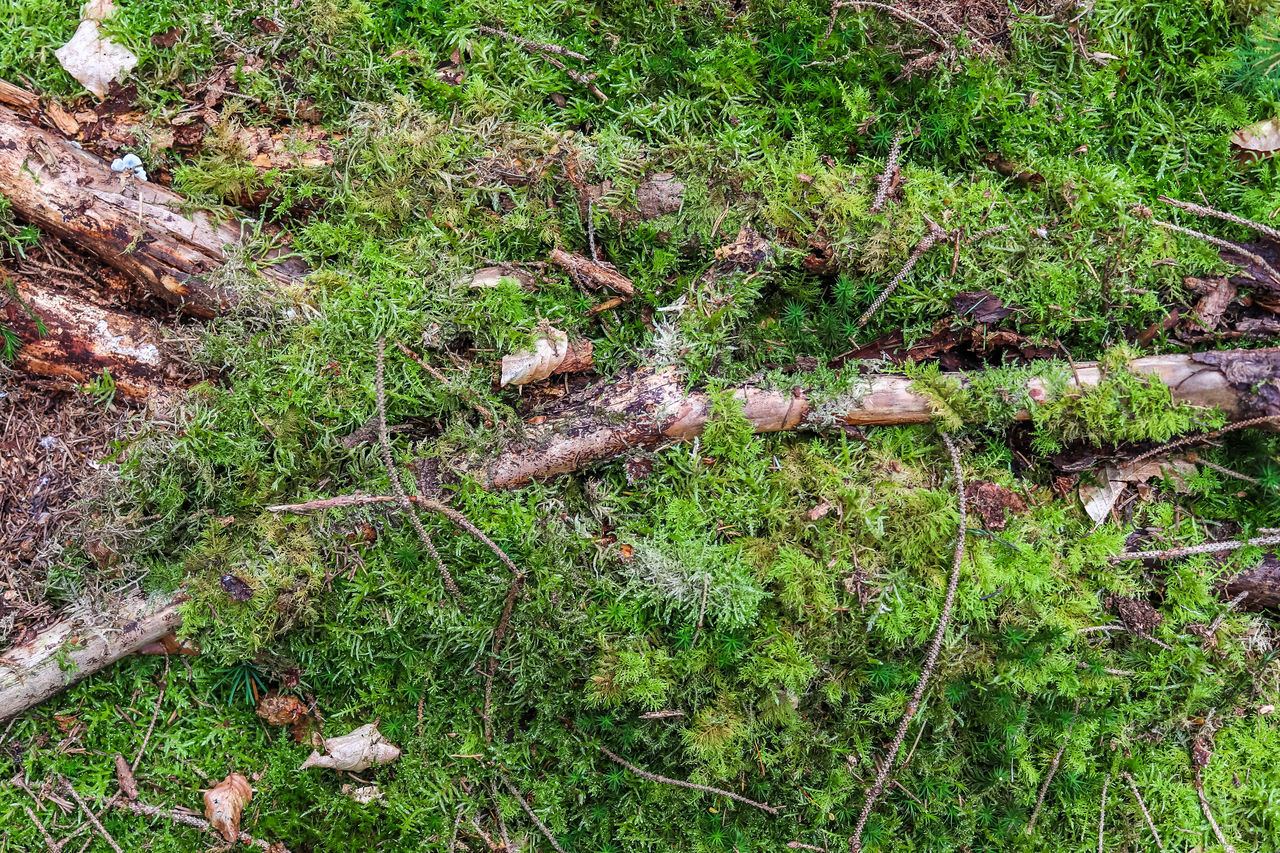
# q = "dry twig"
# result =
<box><xmin>856</xmin><ymin>224</ymin><xmax>948</xmax><ymax>328</ymax></box>
<box><xmin>114</xmin><ymin>799</ymin><xmax>285</xmax><ymax>851</ymax></box>
<box><xmin>1194</xmin><ymin>770</ymin><xmax>1239</xmax><ymax>853</ymax></box>
<box><xmin>1026</xmin><ymin>699</ymin><xmax>1083</xmax><ymax>836</ymax></box>
<box><xmin>597</xmin><ymin>745</ymin><xmax>779</xmax><ymax>814</ymax></box>
<box><xmin>483</xmin><ymin>574</ymin><xmax>525</xmax><ymax>742</ymax></box>
<box><xmin>826</xmin><ymin>1</ymin><xmax>947</xmax><ymax>44</ymax></box>
<box><xmin>23</xmin><ymin>805</ymin><xmax>59</xmax><ymax>853</ymax></box>
<box><xmin>60</xmin><ymin>777</ymin><xmax>123</xmax><ymax>853</ymax></box>
<box><xmin>1097</xmin><ymin>773</ymin><xmax>1109</xmax><ymax>853</ymax></box>
<box><xmin>1158</xmin><ymin>196</ymin><xmax>1280</xmax><ymax>243</ymax></box>
<box><xmin>395</xmin><ymin>342</ymin><xmax>502</xmax><ymax>429</ymax></box>
<box><xmin>1154</xmin><ymin>219</ymin><xmax>1280</xmax><ymax>288</ymax></box>
<box><xmin>476</xmin><ymin>24</ymin><xmax>606</xmax><ymax>101</ymax></box>
<box><xmin>848</xmin><ymin>433</ymin><xmax>967</xmax><ymax>853</ymax></box>
<box><xmin>377</xmin><ymin>339</ymin><xmax>462</xmax><ymax>601</ymax></box>
<box><xmin>500</xmin><ymin>775</ymin><xmax>567</xmax><ymax>853</ymax></box>
<box><xmin>1121</xmin><ymin>771</ymin><xmax>1167</xmax><ymax>853</ymax></box>
<box><xmin>1111</xmin><ymin>533</ymin><xmax>1280</xmax><ymax>563</ymax></box>
<box><xmin>1127</xmin><ymin>414</ymin><xmax>1280</xmax><ymax>469</ymax></box>
<box><xmin>870</xmin><ymin>131</ymin><xmax>903</xmax><ymax>213</ymax></box>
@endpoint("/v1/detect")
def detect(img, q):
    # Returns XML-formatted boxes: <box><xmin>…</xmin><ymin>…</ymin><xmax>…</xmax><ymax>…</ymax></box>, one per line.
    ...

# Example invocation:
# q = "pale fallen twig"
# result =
<box><xmin>598</xmin><ymin>745</ymin><xmax>779</xmax><ymax>814</ymax></box>
<box><xmin>1026</xmin><ymin>699</ymin><xmax>1081</xmax><ymax>836</ymax></box>
<box><xmin>114</xmin><ymin>799</ymin><xmax>285</xmax><ymax>851</ymax></box>
<box><xmin>1111</xmin><ymin>533</ymin><xmax>1280</xmax><ymax>563</ymax></box>
<box><xmin>1194</xmin><ymin>770</ymin><xmax>1239</xmax><ymax>853</ymax></box>
<box><xmin>1121</xmin><ymin>771</ymin><xmax>1167</xmax><ymax>853</ymax></box>
<box><xmin>500</xmin><ymin>775</ymin><xmax>567</xmax><ymax>853</ymax></box>
<box><xmin>1158</xmin><ymin>196</ymin><xmax>1280</xmax><ymax>243</ymax></box>
<box><xmin>1154</xmin><ymin>219</ymin><xmax>1280</xmax><ymax>288</ymax></box>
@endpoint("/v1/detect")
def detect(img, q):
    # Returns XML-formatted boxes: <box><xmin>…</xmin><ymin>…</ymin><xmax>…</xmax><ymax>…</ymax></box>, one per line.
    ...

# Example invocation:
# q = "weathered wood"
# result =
<box><xmin>3</xmin><ymin>275</ymin><xmax>187</xmax><ymax>399</ymax></box>
<box><xmin>1219</xmin><ymin>556</ymin><xmax>1280</xmax><ymax>611</ymax></box>
<box><xmin>468</xmin><ymin>349</ymin><xmax>1280</xmax><ymax>489</ymax></box>
<box><xmin>0</xmin><ymin>103</ymin><xmax>305</xmax><ymax>318</ymax></box>
<box><xmin>0</xmin><ymin>591</ymin><xmax>183</xmax><ymax>721</ymax></box>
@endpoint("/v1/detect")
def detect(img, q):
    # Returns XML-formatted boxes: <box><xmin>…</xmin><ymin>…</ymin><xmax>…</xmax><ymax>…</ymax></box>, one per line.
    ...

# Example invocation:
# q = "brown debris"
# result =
<box><xmin>965</xmin><ymin>481</ymin><xmax>1026</xmax><ymax>530</ymax></box>
<box><xmin>714</xmin><ymin>224</ymin><xmax>771</xmax><ymax>270</ymax></box>
<box><xmin>1105</xmin><ymin>594</ymin><xmax>1163</xmax><ymax>636</ymax></box>
<box><xmin>636</xmin><ymin>173</ymin><xmax>685</xmax><ymax>219</ymax></box>
<box><xmin>549</xmin><ymin>247</ymin><xmax>636</xmax><ymax>297</ymax></box>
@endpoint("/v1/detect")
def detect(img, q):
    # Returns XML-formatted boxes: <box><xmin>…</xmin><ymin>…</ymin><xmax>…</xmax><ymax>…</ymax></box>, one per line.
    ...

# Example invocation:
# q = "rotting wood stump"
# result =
<box><xmin>0</xmin><ymin>102</ymin><xmax>306</xmax><ymax>319</ymax></box>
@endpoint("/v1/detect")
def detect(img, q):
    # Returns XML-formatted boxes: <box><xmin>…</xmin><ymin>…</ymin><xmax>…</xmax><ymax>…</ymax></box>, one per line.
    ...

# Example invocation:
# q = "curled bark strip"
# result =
<box><xmin>0</xmin><ymin>103</ymin><xmax>306</xmax><ymax>318</ymax></box>
<box><xmin>466</xmin><ymin>351</ymin><xmax>1278</xmax><ymax>489</ymax></box>
<box><xmin>0</xmin><ymin>591</ymin><xmax>184</xmax><ymax>721</ymax></box>
<box><xmin>548</xmin><ymin>247</ymin><xmax>635</xmax><ymax>297</ymax></box>
<box><xmin>4</xmin><ymin>275</ymin><xmax>187</xmax><ymax>399</ymax></box>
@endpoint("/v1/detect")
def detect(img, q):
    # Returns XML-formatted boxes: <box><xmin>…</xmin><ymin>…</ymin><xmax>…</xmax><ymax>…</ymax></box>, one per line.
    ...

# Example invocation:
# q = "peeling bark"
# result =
<box><xmin>3</xmin><ymin>276</ymin><xmax>188</xmax><ymax>399</ymax></box>
<box><xmin>0</xmin><ymin>591</ymin><xmax>184</xmax><ymax>721</ymax></box>
<box><xmin>466</xmin><ymin>350</ymin><xmax>1279</xmax><ymax>489</ymax></box>
<box><xmin>0</xmin><ymin>103</ymin><xmax>305</xmax><ymax>318</ymax></box>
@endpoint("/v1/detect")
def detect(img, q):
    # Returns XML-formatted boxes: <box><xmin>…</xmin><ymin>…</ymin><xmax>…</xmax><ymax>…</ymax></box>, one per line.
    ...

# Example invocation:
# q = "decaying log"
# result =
<box><xmin>466</xmin><ymin>349</ymin><xmax>1280</xmax><ymax>489</ymax></box>
<box><xmin>0</xmin><ymin>103</ymin><xmax>306</xmax><ymax>318</ymax></box>
<box><xmin>1220</xmin><ymin>556</ymin><xmax>1280</xmax><ymax>611</ymax></box>
<box><xmin>3</xmin><ymin>275</ymin><xmax>187</xmax><ymax>399</ymax></box>
<box><xmin>0</xmin><ymin>591</ymin><xmax>183</xmax><ymax>721</ymax></box>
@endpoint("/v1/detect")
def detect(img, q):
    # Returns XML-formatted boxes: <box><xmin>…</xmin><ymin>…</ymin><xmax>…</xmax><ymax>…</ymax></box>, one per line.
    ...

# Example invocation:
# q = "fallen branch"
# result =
<box><xmin>114</xmin><ymin>798</ymin><xmax>287</xmax><ymax>851</ymax></box>
<box><xmin>1158</xmin><ymin>196</ymin><xmax>1280</xmax><ymax>243</ymax></box>
<box><xmin>870</xmin><ymin>130</ymin><xmax>903</xmax><ymax>213</ymax></box>
<box><xmin>548</xmin><ymin>247</ymin><xmax>635</xmax><ymax>297</ymax></box>
<box><xmin>597</xmin><ymin>745</ymin><xmax>779</xmax><ymax>815</ymax></box>
<box><xmin>61</xmin><ymin>777</ymin><xmax>123</xmax><ymax>853</ymax></box>
<box><xmin>848</xmin><ymin>433</ymin><xmax>967</xmax><ymax>853</ymax></box>
<box><xmin>0</xmin><ymin>102</ymin><xmax>306</xmax><ymax>318</ymax></box>
<box><xmin>462</xmin><ymin>349</ymin><xmax>1280</xmax><ymax>489</ymax></box>
<box><xmin>857</xmin><ymin>223</ymin><xmax>949</xmax><ymax>328</ymax></box>
<box><xmin>1111</xmin><ymin>533</ymin><xmax>1280</xmax><ymax>563</ymax></box>
<box><xmin>499</xmin><ymin>775</ymin><xmax>566</xmax><ymax>853</ymax></box>
<box><xmin>477</xmin><ymin>25</ymin><xmax>606</xmax><ymax>101</ymax></box>
<box><xmin>1194</xmin><ymin>770</ymin><xmax>1239</xmax><ymax>853</ymax></box>
<box><xmin>1155</xmin><ymin>219</ymin><xmax>1280</xmax><ymax>291</ymax></box>
<box><xmin>1121</xmin><ymin>772</ymin><xmax>1167</xmax><ymax>853</ymax></box>
<box><xmin>0</xmin><ymin>591</ymin><xmax>183</xmax><ymax>721</ymax></box>
<box><xmin>1026</xmin><ymin>699</ymin><xmax>1082</xmax><ymax>836</ymax></box>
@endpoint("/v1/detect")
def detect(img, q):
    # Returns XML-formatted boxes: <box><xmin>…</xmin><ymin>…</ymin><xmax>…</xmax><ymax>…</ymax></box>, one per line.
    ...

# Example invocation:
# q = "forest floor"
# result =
<box><xmin>3</xmin><ymin>0</ymin><xmax>1280</xmax><ymax>851</ymax></box>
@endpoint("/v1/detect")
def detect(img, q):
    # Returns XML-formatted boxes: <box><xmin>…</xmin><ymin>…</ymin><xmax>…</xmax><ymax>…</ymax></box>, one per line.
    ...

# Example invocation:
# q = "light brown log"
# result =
<box><xmin>0</xmin><ymin>103</ymin><xmax>305</xmax><ymax>318</ymax></box>
<box><xmin>469</xmin><ymin>349</ymin><xmax>1280</xmax><ymax>489</ymax></box>
<box><xmin>0</xmin><ymin>591</ymin><xmax>183</xmax><ymax>721</ymax></box>
<box><xmin>4</xmin><ymin>275</ymin><xmax>187</xmax><ymax>399</ymax></box>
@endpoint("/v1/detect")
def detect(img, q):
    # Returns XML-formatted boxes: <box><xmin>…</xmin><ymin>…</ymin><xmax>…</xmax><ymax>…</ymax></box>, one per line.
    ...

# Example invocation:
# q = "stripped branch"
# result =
<box><xmin>1154</xmin><ymin>219</ymin><xmax>1280</xmax><ymax>288</ymax></box>
<box><xmin>1026</xmin><ymin>699</ymin><xmax>1083</xmax><ymax>836</ymax></box>
<box><xmin>848</xmin><ymin>433</ymin><xmax>967</xmax><ymax>853</ymax></box>
<box><xmin>114</xmin><ymin>799</ymin><xmax>286</xmax><ymax>851</ymax></box>
<box><xmin>827</xmin><ymin>1</ymin><xmax>947</xmax><ymax>44</ymax></box>
<box><xmin>597</xmin><ymin>745</ymin><xmax>779</xmax><ymax>815</ymax></box>
<box><xmin>870</xmin><ymin>130</ymin><xmax>903</xmax><ymax>213</ymax></box>
<box><xmin>1121</xmin><ymin>772</ymin><xmax>1167</xmax><ymax>853</ymax></box>
<box><xmin>1194</xmin><ymin>770</ymin><xmax>1239</xmax><ymax>853</ymax></box>
<box><xmin>476</xmin><ymin>24</ymin><xmax>605</xmax><ymax>101</ymax></box>
<box><xmin>1127</xmin><ymin>414</ymin><xmax>1280</xmax><ymax>469</ymax></box>
<box><xmin>500</xmin><ymin>775</ymin><xmax>567</xmax><ymax>853</ymax></box>
<box><xmin>1111</xmin><ymin>533</ymin><xmax>1280</xmax><ymax>563</ymax></box>
<box><xmin>396</xmin><ymin>342</ymin><xmax>502</xmax><ymax>429</ymax></box>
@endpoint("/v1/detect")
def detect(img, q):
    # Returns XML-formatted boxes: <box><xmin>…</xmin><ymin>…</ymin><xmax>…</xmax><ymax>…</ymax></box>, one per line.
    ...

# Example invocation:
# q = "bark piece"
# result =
<box><xmin>500</xmin><ymin>326</ymin><xmax>594</xmax><ymax>386</ymax></box>
<box><xmin>3</xmin><ymin>276</ymin><xmax>186</xmax><ymax>399</ymax></box>
<box><xmin>1190</xmin><ymin>278</ymin><xmax>1236</xmax><ymax>331</ymax></box>
<box><xmin>0</xmin><ymin>104</ymin><xmax>306</xmax><ymax>317</ymax></box>
<box><xmin>0</xmin><ymin>591</ymin><xmax>184</xmax><ymax>721</ymax></box>
<box><xmin>548</xmin><ymin>247</ymin><xmax>635</xmax><ymax>297</ymax></box>
<box><xmin>464</xmin><ymin>351</ymin><xmax>1279</xmax><ymax>489</ymax></box>
<box><xmin>965</xmin><ymin>481</ymin><xmax>1025</xmax><ymax>530</ymax></box>
<box><xmin>636</xmin><ymin>173</ymin><xmax>684</xmax><ymax>218</ymax></box>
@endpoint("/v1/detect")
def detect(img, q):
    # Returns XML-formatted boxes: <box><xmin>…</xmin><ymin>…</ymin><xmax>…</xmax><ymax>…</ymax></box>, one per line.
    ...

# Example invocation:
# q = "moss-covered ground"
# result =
<box><xmin>4</xmin><ymin>0</ymin><xmax>1280</xmax><ymax>850</ymax></box>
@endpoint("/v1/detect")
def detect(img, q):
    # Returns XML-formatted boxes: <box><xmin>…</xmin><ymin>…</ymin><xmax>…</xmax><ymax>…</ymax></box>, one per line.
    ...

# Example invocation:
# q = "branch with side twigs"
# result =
<box><xmin>597</xmin><ymin>745</ymin><xmax>780</xmax><ymax>814</ymax></box>
<box><xmin>477</xmin><ymin>24</ymin><xmax>606</xmax><ymax>101</ymax></box>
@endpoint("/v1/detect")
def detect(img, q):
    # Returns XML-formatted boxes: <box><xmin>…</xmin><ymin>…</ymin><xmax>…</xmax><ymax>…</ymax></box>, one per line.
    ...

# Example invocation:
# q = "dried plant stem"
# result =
<box><xmin>829</xmin><ymin>1</ymin><xmax>946</xmax><ymax>43</ymax></box>
<box><xmin>448</xmin><ymin>806</ymin><xmax>466</xmax><ymax>852</ymax></box>
<box><xmin>1026</xmin><ymin>699</ymin><xmax>1082</xmax><ymax>836</ymax></box>
<box><xmin>691</xmin><ymin>575</ymin><xmax>710</xmax><ymax>645</ymax></box>
<box><xmin>871</xmin><ymin>131</ymin><xmax>903</xmax><ymax>213</ymax></box>
<box><xmin>1158</xmin><ymin>196</ymin><xmax>1280</xmax><ymax>243</ymax></box>
<box><xmin>848</xmin><ymin>433</ymin><xmax>967</xmax><ymax>853</ymax></box>
<box><xmin>1193</xmin><ymin>456</ymin><xmax>1260</xmax><ymax>485</ymax></box>
<box><xmin>114</xmin><ymin>799</ymin><xmax>284</xmax><ymax>851</ymax></box>
<box><xmin>377</xmin><ymin>339</ymin><xmax>462</xmax><ymax>601</ymax></box>
<box><xmin>1195</xmin><ymin>770</ymin><xmax>1239</xmax><ymax>853</ymax></box>
<box><xmin>788</xmin><ymin>843</ymin><xmax>829</xmax><ymax>852</ymax></box>
<box><xmin>1098</xmin><ymin>773</ymin><xmax>1110</xmax><ymax>853</ymax></box>
<box><xmin>483</xmin><ymin>573</ymin><xmax>525</xmax><ymax>742</ymax></box>
<box><xmin>597</xmin><ymin>745</ymin><xmax>779</xmax><ymax>814</ymax></box>
<box><xmin>1154</xmin><ymin>219</ymin><xmax>1280</xmax><ymax>287</ymax></box>
<box><xmin>857</xmin><ymin>225</ymin><xmax>948</xmax><ymax>328</ymax></box>
<box><xmin>500</xmin><ymin>776</ymin><xmax>567</xmax><ymax>853</ymax></box>
<box><xmin>475</xmin><ymin>24</ymin><xmax>588</xmax><ymax>60</ymax></box>
<box><xmin>1121</xmin><ymin>772</ymin><xmax>1167</xmax><ymax>853</ymax></box>
<box><xmin>23</xmin><ymin>806</ymin><xmax>58</xmax><ymax>852</ymax></box>
<box><xmin>60</xmin><ymin>777</ymin><xmax>123</xmax><ymax>853</ymax></box>
<box><xmin>395</xmin><ymin>342</ymin><xmax>501</xmax><ymax>428</ymax></box>
<box><xmin>1111</xmin><ymin>533</ymin><xmax>1280</xmax><ymax>563</ymax></box>
<box><xmin>965</xmin><ymin>224</ymin><xmax>1010</xmax><ymax>244</ymax></box>
<box><xmin>1127</xmin><ymin>414</ymin><xmax>1280</xmax><ymax>469</ymax></box>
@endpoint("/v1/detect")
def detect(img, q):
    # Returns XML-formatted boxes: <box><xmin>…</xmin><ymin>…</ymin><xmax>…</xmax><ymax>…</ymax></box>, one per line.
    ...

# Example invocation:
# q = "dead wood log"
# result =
<box><xmin>465</xmin><ymin>349</ymin><xmax>1280</xmax><ymax>489</ymax></box>
<box><xmin>3</xmin><ymin>275</ymin><xmax>188</xmax><ymax>399</ymax></box>
<box><xmin>0</xmin><ymin>103</ymin><xmax>305</xmax><ymax>318</ymax></box>
<box><xmin>0</xmin><ymin>591</ymin><xmax>183</xmax><ymax>721</ymax></box>
<box><xmin>1220</xmin><ymin>556</ymin><xmax>1280</xmax><ymax>611</ymax></box>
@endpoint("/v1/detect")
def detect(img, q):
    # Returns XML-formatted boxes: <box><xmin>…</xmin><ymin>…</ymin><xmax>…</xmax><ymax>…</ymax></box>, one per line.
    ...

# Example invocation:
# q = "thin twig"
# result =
<box><xmin>1111</xmin><ymin>533</ymin><xmax>1280</xmax><ymax>563</ymax></box>
<box><xmin>831</xmin><ymin>1</ymin><xmax>947</xmax><ymax>43</ymax></box>
<box><xmin>965</xmin><ymin>224</ymin><xmax>1010</xmax><ymax>244</ymax></box>
<box><xmin>1098</xmin><ymin>773</ymin><xmax>1109</xmax><ymax>853</ymax></box>
<box><xmin>500</xmin><ymin>776</ymin><xmax>567</xmax><ymax>853</ymax></box>
<box><xmin>1158</xmin><ymin>196</ymin><xmax>1280</xmax><ymax>243</ymax></box>
<box><xmin>448</xmin><ymin>805</ymin><xmax>466</xmax><ymax>852</ymax></box>
<box><xmin>377</xmin><ymin>339</ymin><xmax>462</xmax><ymax>601</ymax></box>
<box><xmin>395</xmin><ymin>342</ymin><xmax>502</xmax><ymax>428</ymax></box>
<box><xmin>788</xmin><ymin>843</ymin><xmax>829</xmax><ymax>852</ymax></box>
<box><xmin>1127</xmin><ymin>415</ymin><xmax>1280</xmax><ymax>469</ymax></box>
<box><xmin>483</xmin><ymin>574</ymin><xmax>525</xmax><ymax>742</ymax></box>
<box><xmin>488</xmin><ymin>784</ymin><xmax>512</xmax><ymax>851</ymax></box>
<box><xmin>60</xmin><ymin>777</ymin><xmax>123</xmax><ymax>853</ymax></box>
<box><xmin>691</xmin><ymin>575</ymin><xmax>710</xmax><ymax>646</ymax></box>
<box><xmin>113</xmin><ymin>799</ymin><xmax>284</xmax><ymax>851</ymax></box>
<box><xmin>870</xmin><ymin>130</ymin><xmax>903</xmax><ymax>213</ymax></box>
<box><xmin>1121</xmin><ymin>772</ymin><xmax>1167</xmax><ymax>853</ymax></box>
<box><xmin>856</xmin><ymin>225</ymin><xmax>948</xmax><ymax>328</ymax></box>
<box><xmin>1193</xmin><ymin>456</ymin><xmax>1260</xmax><ymax>486</ymax></box>
<box><xmin>1194</xmin><ymin>769</ymin><xmax>1239</xmax><ymax>853</ymax></box>
<box><xmin>475</xmin><ymin>24</ymin><xmax>588</xmax><ymax>60</ymax></box>
<box><xmin>1026</xmin><ymin>702</ymin><xmax>1082</xmax><ymax>835</ymax></box>
<box><xmin>134</xmin><ymin>657</ymin><xmax>168</xmax><ymax>772</ymax></box>
<box><xmin>23</xmin><ymin>805</ymin><xmax>59</xmax><ymax>852</ymax></box>
<box><xmin>1208</xmin><ymin>591</ymin><xmax>1250</xmax><ymax>635</ymax></box>
<box><xmin>848</xmin><ymin>433</ymin><xmax>967</xmax><ymax>853</ymax></box>
<box><xmin>1154</xmin><ymin>219</ymin><xmax>1280</xmax><ymax>287</ymax></box>
<box><xmin>597</xmin><ymin>745</ymin><xmax>779</xmax><ymax>814</ymax></box>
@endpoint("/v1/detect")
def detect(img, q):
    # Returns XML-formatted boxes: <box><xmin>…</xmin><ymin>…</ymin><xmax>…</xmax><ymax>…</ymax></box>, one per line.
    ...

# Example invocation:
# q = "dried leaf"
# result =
<box><xmin>54</xmin><ymin>0</ymin><xmax>138</xmax><ymax>99</ymax></box>
<box><xmin>299</xmin><ymin>723</ymin><xmax>400</xmax><ymax>772</ymax></box>
<box><xmin>114</xmin><ymin>754</ymin><xmax>138</xmax><ymax>801</ymax></box>
<box><xmin>470</xmin><ymin>266</ymin><xmax>534</xmax><ymax>289</ymax></box>
<box><xmin>953</xmin><ymin>291</ymin><xmax>1014</xmax><ymax>324</ymax></box>
<box><xmin>636</xmin><ymin>173</ymin><xmax>685</xmax><ymax>219</ymax></box>
<box><xmin>220</xmin><ymin>574</ymin><xmax>254</xmax><ymax>601</ymax></box>
<box><xmin>1230</xmin><ymin>118</ymin><xmax>1280</xmax><ymax>162</ymax></box>
<box><xmin>341</xmin><ymin>783</ymin><xmax>384</xmax><ymax>804</ymax></box>
<box><xmin>1079</xmin><ymin>458</ymin><xmax>1196</xmax><ymax>524</ymax></box>
<box><xmin>965</xmin><ymin>482</ymin><xmax>1027</xmax><ymax>530</ymax></box>
<box><xmin>714</xmin><ymin>224</ymin><xmax>770</xmax><ymax>270</ymax></box>
<box><xmin>257</xmin><ymin>693</ymin><xmax>310</xmax><ymax>726</ymax></box>
<box><xmin>203</xmin><ymin>773</ymin><xmax>252</xmax><ymax>843</ymax></box>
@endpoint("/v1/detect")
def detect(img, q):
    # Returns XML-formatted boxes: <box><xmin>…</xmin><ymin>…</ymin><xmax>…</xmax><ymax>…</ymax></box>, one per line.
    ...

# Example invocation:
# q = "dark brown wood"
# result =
<box><xmin>548</xmin><ymin>247</ymin><xmax>635</xmax><ymax>297</ymax></box>
<box><xmin>4</xmin><ymin>275</ymin><xmax>188</xmax><ymax>399</ymax></box>
<box><xmin>466</xmin><ymin>350</ymin><xmax>1279</xmax><ymax>489</ymax></box>
<box><xmin>1220</xmin><ymin>556</ymin><xmax>1280</xmax><ymax>611</ymax></box>
<box><xmin>0</xmin><ymin>103</ymin><xmax>305</xmax><ymax>318</ymax></box>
